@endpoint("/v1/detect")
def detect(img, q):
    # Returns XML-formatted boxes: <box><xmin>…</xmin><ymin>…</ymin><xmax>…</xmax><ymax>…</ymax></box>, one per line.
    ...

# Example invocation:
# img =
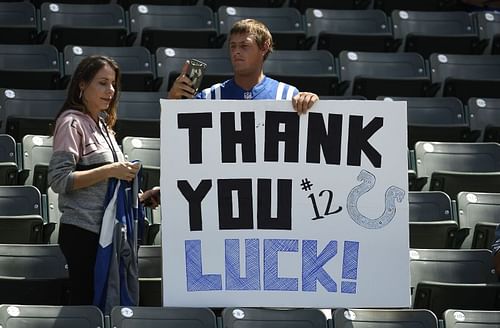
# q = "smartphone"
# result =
<box><xmin>186</xmin><ymin>59</ymin><xmax>207</xmax><ymax>93</ymax></box>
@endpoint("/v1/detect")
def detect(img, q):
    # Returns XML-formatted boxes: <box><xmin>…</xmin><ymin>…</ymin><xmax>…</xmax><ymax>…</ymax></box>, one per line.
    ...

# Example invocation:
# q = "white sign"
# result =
<box><xmin>160</xmin><ymin>99</ymin><xmax>409</xmax><ymax>308</ymax></box>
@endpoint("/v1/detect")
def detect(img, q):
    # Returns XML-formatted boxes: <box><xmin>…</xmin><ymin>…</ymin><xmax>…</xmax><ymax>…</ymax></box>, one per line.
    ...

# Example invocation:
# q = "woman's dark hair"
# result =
<box><xmin>56</xmin><ymin>55</ymin><xmax>121</xmax><ymax>129</ymax></box>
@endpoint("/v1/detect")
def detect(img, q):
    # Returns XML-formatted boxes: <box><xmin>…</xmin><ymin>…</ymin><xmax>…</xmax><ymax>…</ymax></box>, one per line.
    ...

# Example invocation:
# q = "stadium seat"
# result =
<box><xmin>114</xmin><ymin>92</ymin><xmax>161</xmax><ymax>142</ymax></box>
<box><xmin>0</xmin><ymin>88</ymin><xmax>65</xmax><ymax>142</ymax></box>
<box><xmin>305</xmin><ymin>9</ymin><xmax>396</xmax><ymax>56</ymax></box>
<box><xmin>0</xmin><ymin>44</ymin><xmax>60</xmax><ymax>90</ymax></box>
<box><xmin>0</xmin><ymin>185</ymin><xmax>47</xmax><ymax>243</ymax></box>
<box><xmin>128</xmin><ymin>4</ymin><xmax>218</xmax><ymax>52</ymax></box>
<box><xmin>429</xmin><ymin>53</ymin><xmax>500</xmax><ymax>103</ymax></box>
<box><xmin>289</xmin><ymin>0</ymin><xmax>372</xmax><ymax>13</ymax></box>
<box><xmin>204</xmin><ymin>0</ymin><xmax>285</xmax><ymax>11</ymax></box>
<box><xmin>155</xmin><ymin>47</ymin><xmax>233</xmax><ymax>93</ymax></box>
<box><xmin>218</xmin><ymin>6</ymin><xmax>308</xmax><ymax>50</ymax></box>
<box><xmin>379</xmin><ymin>96</ymin><xmax>476</xmax><ymax>148</ymax></box>
<box><xmin>110</xmin><ymin>306</ymin><xmax>217</xmax><ymax>328</ymax></box>
<box><xmin>21</xmin><ymin>134</ymin><xmax>53</xmax><ymax>194</ymax></box>
<box><xmin>0</xmin><ymin>2</ymin><xmax>38</xmax><ymax>44</ymax></box>
<box><xmin>414</xmin><ymin>141</ymin><xmax>500</xmax><ymax>191</ymax></box>
<box><xmin>444</xmin><ymin>309</ymin><xmax>500</xmax><ymax>328</ymax></box>
<box><xmin>0</xmin><ymin>305</ymin><xmax>103</xmax><ymax>327</ymax></box>
<box><xmin>32</xmin><ymin>0</ymin><xmax>111</xmax><ymax>7</ymax></box>
<box><xmin>0</xmin><ymin>244</ymin><xmax>69</xmax><ymax>304</ymax></box>
<box><xmin>40</xmin><ymin>3</ymin><xmax>128</xmax><ymax>50</ymax></box>
<box><xmin>457</xmin><ymin>191</ymin><xmax>500</xmax><ymax>248</ymax></box>
<box><xmin>62</xmin><ymin>45</ymin><xmax>156</xmax><ymax>91</ymax></box>
<box><xmin>222</xmin><ymin>307</ymin><xmax>328</xmax><ymax>328</ymax></box>
<box><xmin>392</xmin><ymin>10</ymin><xmax>484</xmax><ymax>58</ymax></box>
<box><xmin>122</xmin><ymin>136</ymin><xmax>160</xmax><ymax>190</ymax></box>
<box><xmin>413</xmin><ymin>281</ymin><xmax>500</xmax><ymax>319</ymax></box>
<box><xmin>0</xmin><ymin>134</ymin><xmax>18</xmax><ymax>185</ymax></box>
<box><xmin>474</xmin><ymin>11</ymin><xmax>500</xmax><ymax>54</ymax></box>
<box><xmin>137</xmin><ymin>245</ymin><xmax>162</xmax><ymax>306</ymax></box>
<box><xmin>332</xmin><ymin>308</ymin><xmax>438</xmax><ymax>328</ymax></box>
<box><xmin>263</xmin><ymin>50</ymin><xmax>338</xmax><ymax>96</ymax></box>
<box><xmin>409</xmin><ymin>191</ymin><xmax>454</xmax><ymax>221</ymax></box>
<box><xmin>46</xmin><ymin>186</ymin><xmax>60</xmax><ymax>244</ymax></box>
<box><xmin>468</xmin><ymin>97</ymin><xmax>500</xmax><ymax>142</ymax></box>
<box><xmin>409</xmin><ymin>248</ymin><xmax>496</xmax><ymax>298</ymax></box>
<box><xmin>337</xmin><ymin>51</ymin><xmax>434</xmax><ymax>99</ymax></box>
<box><xmin>472</xmin><ymin>222</ymin><xmax>498</xmax><ymax>249</ymax></box>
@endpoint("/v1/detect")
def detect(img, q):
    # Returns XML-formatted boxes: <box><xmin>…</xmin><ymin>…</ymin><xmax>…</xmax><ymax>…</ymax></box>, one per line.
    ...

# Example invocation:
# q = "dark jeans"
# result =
<box><xmin>58</xmin><ymin>223</ymin><xmax>99</xmax><ymax>305</ymax></box>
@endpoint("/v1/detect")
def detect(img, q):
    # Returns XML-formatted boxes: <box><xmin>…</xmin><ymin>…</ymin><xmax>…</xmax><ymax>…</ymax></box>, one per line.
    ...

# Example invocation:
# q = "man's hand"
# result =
<box><xmin>167</xmin><ymin>61</ymin><xmax>196</xmax><ymax>99</ymax></box>
<box><xmin>140</xmin><ymin>186</ymin><xmax>161</xmax><ymax>209</ymax></box>
<box><xmin>292</xmin><ymin>92</ymin><xmax>319</xmax><ymax>114</ymax></box>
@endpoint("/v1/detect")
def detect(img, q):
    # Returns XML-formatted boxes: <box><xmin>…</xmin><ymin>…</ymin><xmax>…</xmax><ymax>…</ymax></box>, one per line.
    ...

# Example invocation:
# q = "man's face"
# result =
<box><xmin>229</xmin><ymin>32</ymin><xmax>267</xmax><ymax>76</ymax></box>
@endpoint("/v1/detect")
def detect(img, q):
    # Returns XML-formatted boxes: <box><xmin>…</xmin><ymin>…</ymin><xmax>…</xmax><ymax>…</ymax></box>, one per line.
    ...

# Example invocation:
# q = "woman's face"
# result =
<box><xmin>80</xmin><ymin>63</ymin><xmax>116</xmax><ymax>119</ymax></box>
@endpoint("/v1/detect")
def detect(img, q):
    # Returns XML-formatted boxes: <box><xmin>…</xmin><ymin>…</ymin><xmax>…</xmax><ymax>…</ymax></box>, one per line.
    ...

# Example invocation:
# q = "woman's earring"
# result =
<box><xmin>79</xmin><ymin>89</ymin><xmax>83</xmax><ymax>100</ymax></box>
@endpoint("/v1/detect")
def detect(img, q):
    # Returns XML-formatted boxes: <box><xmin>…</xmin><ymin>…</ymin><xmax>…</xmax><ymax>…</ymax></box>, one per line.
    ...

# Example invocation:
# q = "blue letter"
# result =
<box><xmin>264</xmin><ymin>239</ymin><xmax>298</xmax><ymax>291</ymax></box>
<box><xmin>302</xmin><ymin>240</ymin><xmax>337</xmax><ymax>292</ymax></box>
<box><xmin>225</xmin><ymin>239</ymin><xmax>260</xmax><ymax>290</ymax></box>
<box><xmin>185</xmin><ymin>240</ymin><xmax>222</xmax><ymax>291</ymax></box>
<box><xmin>341</xmin><ymin>240</ymin><xmax>359</xmax><ymax>294</ymax></box>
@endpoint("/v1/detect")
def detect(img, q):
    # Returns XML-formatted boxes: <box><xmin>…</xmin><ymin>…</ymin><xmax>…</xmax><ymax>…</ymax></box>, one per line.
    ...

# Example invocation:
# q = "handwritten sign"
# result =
<box><xmin>160</xmin><ymin>99</ymin><xmax>409</xmax><ymax>308</ymax></box>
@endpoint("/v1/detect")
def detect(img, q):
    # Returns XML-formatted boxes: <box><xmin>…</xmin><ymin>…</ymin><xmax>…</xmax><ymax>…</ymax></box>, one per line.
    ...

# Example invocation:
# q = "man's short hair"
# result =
<box><xmin>230</xmin><ymin>19</ymin><xmax>274</xmax><ymax>59</ymax></box>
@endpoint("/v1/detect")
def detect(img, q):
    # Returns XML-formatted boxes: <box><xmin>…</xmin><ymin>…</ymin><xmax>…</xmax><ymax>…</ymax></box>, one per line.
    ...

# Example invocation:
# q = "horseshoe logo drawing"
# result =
<box><xmin>347</xmin><ymin>169</ymin><xmax>405</xmax><ymax>229</ymax></box>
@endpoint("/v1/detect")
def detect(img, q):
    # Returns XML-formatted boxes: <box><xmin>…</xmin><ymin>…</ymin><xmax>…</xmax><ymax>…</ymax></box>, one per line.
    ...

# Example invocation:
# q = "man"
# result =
<box><xmin>140</xmin><ymin>19</ymin><xmax>319</xmax><ymax>207</ymax></box>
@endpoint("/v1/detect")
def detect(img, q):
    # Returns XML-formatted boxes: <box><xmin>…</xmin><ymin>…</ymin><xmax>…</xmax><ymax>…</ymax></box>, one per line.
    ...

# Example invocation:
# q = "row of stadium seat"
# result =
<box><xmin>1</xmin><ymin>2</ymin><xmax>499</xmax><ymax>55</ymax></box>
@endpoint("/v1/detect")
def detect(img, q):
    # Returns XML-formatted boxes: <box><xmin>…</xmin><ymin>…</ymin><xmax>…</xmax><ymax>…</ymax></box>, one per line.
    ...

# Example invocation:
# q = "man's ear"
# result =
<box><xmin>261</xmin><ymin>40</ymin><xmax>270</xmax><ymax>56</ymax></box>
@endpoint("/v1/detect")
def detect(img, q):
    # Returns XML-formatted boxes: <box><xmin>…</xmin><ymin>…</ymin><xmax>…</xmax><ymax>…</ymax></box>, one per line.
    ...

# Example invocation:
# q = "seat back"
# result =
<box><xmin>222</xmin><ymin>307</ymin><xmax>328</xmax><ymax>328</ymax></box>
<box><xmin>472</xmin><ymin>222</ymin><xmax>498</xmax><ymax>249</ymax></box>
<box><xmin>468</xmin><ymin>97</ymin><xmax>500</xmax><ymax>142</ymax></box>
<box><xmin>332</xmin><ymin>308</ymin><xmax>438</xmax><ymax>328</ymax></box>
<box><xmin>218</xmin><ymin>6</ymin><xmax>307</xmax><ymax>50</ymax></box>
<box><xmin>110</xmin><ymin>306</ymin><xmax>217</xmax><ymax>328</ymax></box>
<box><xmin>22</xmin><ymin>134</ymin><xmax>53</xmax><ymax>192</ymax></box>
<box><xmin>290</xmin><ymin>0</ymin><xmax>372</xmax><ymax>13</ymax></box>
<box><xmin>474</xmin><ymin>11</ymin><xmax>500</xmax><ymax>54</ymax></box>
<box><xmin>0</xmin><ymin>44</ymin><xmax>60</xmax><ymax>90</ymax></box>
<box><xmin>374</xmin><ymin>0</ymin><xmax>460</xmax><ymax>13</ymax></box>
<box><xmin>409</xmin><ymin>191</ymin><xmax>453</xmax><ymax>222</ymax></box>
<box><xmin>138</xmin><ymin>245</ymin><xmax>161</xmax><ymax>278</ymax></box>
<box><xmin>444</xmin><ymin>309</ymin><xmax>500</xmax><ymax>328</ymax></box>
<box><xmin>40</xmin><ymin>3</ymin><xmax>127</xmax><ymax>50</ymax></box>
<box><xmin>0</xmin><ymin>305</ymin><xmax>104</xmax><ymax>328</ymax></box>
<box><xmin>0</xmin><ymin>2</ymin><xmax>38</xmax><ymax>44</ymax></box>
<box><xmin>414</xmin><ymin>141</ymin><xmax>500</xmax><ymax>190</ymax></box>
<box><xmin>204</xmin><ymin>0</ymin><xmax>286</xmax><ymax>11</ymax></box>
<box><xmin>62</xmin><ymin>45</ymin><xmax>155</xmax><ymax>91</ymax></box>
<box><xmin>430</xmin><ymin>171</ymin><xmax>500</xmax><ymax>200</ymax></box>
<box><xmin>263</xmin><ymin>49</ymin><xmax>338</xmax><ymax>95</ymax></box>
<box><xmin>122</xmin><ymin>136</ymin><xmax>160</xmax><ymax>190</ymax></box>
<box><xmin>129</xmin><ymin>4</ymin><xmax>218</xmax><ymax>51</ymax></box>
<box><xmin>457</xmin><ymin>191</ymin><xmax>500</xmax><ymax>248</ymax></box>
<box><xmin>338</xmin><ymin>51</ymin><xmax>431</xmax><ymax>98</ymax></box>
<box><xmin>305</xmin><ymin>9</ymin><xmax>394</xmax><ymax>55</ymax></box>
<box><xmin>0</xmin><ymin>88</ymin><xmax>64</xmax><ymax>142</ymax></box>
<box><xmin>0</xmin><ymin>134</ymin><xmax>18</xmax><ymax>185</ymax></box>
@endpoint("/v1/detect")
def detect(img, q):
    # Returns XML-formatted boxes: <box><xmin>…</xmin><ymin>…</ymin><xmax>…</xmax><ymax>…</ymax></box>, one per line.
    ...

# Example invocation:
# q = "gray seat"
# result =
<box><xmin>468</xmin><ymin>97</ymin><xmax>500</xmax><ymax>143</ymax></box>
<box><xmin>110</xmin><ymin>306</ymin><xmax>217</xmax><ymax>328</ymax></box>
<box><xmin>289</xmin><ymin>0</ymin><xmax>372</xmax><ymax>13</ymax></box>
<box><xmin>0</xmin><ymin>88</ymin><xmax>65</xmax><ymax>142</ymax></box>
<box><xmin>474</xmin><ymin>11</ymin><xmax>500</xmax><ymax>54</ymax></box>
<box><xmin>0</xmin><ymin>44</ymin><xmax>60</xmax><ymax>90</ymax></box>
<box><xmin>0</xmin><ymin>134</ymin><xmax>18</xmax><ymax>185</ymax></box>
<box><xmin>444</xmin><ymin>309</ymin><xmax>500</xmax><ymax>328</ymax></box>
<box><xmin>457</xmin><ymin>191</ymin><xmax>500</xmax><ymax>248</ymax></box>
<box><xmin>204</xmin><ymin>0</ymin><xmax>286</xmax><ymax>11</ymax></box>
<box><xmin>392</xmin><ymin>10</ymin><xmax>484</xmax><ymax>58</ymax></box>
<box><xmin>222</xmin><ymin>308</ymin><xmax>327</xmax><ymax>328</ymax></box>
<box><xmin>0</xmin><ymin>2</ymin><xmax>38</xmax><ymax>44</ymax></box>
<box><xmin>472</xmin><ymin>222</ymin><xmax>498</xmax><ymax>249</ymax></box>
<box><xmin>305</xmin><ymin>9</ymin><xmax>396</xmax><ymax>56</ymax></box>
<box><xmin>62</xmin><ymin>45</ymin><xmax>156</xmax><ymax>91</ymax></box>
<box><xmin>21</xmin><ymin>134</ymin><xmax>53</xmax><ymax>195</ymax></box>
<box><xmin>429</xmin><ymin>53</ymin><xmax>500</xmax><ymax>103</ymax></box>
<box><xmin>332</xmin><ymin>308</ymin><xmax>438</xmax><ymax>328</ymax></box>
<box><xmin>40</xmin><ymin>3</ymin><xmax>127</xmax><ymax>51</ymax></box>
<box><xmin>338</xmin><ymin>51</ymin><xmax>433</xmax><ymax>99</ymax></box>
<box><xmin>0</xmin><ymin>244</ymin><xmax>69</xmax><ymax>304</ymax></box>
<box><xmin>128</xmin><ymin>4</ymin><xmax>218</xmax><ymax>52</ymax></box>
<box><xmin>373</xmin><ymin>0</ymin><xmax>460</xmax><ymax>14</ymax></box>
<box><xmin>0</xmin><ymin>305</ymin><xmax>103</xmax><ymax>328</ymax></box>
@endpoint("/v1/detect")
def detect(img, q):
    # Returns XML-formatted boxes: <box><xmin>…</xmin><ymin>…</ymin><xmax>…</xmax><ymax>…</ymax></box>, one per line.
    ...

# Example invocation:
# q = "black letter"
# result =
<box><xmin>178</xmin><ymin>113</ymin><xmax>213</xmax><ymax>164</ymax></box>
<box><xmin>220</xmin><ymin>112</ymin><xmax>256</xmax><ymax>163</ymax></box>
<box><xmin>178</xmin><ymin>180</ymin><xmax>212</xmax><ymax>231</ymax></box>
<box><xmin>218</xmin><ymin>179</ymin><xmax>253</xmax><ymax>230</ymax></box>
<box><xmin>257</xmin><ymin>179</ymin><xmax>292</xmax><ymax>230</ymax></box>
<box><xmin>347</xmin><ymin>116</ymin><xmax>382</xmax><ymax>168</ymax></box>
<box><xmin>306</xmin><ymin>113</ymin><xmax>342</xmax><ymax>164</ymax></box>
<box><xmin>264</xmin><ymin>111</ymin><xmax>299</xmax><ymax>162</ymax></box>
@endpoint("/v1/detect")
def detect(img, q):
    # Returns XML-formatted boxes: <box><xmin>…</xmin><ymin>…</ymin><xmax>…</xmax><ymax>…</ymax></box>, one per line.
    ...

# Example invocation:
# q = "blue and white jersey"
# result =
<box><xmin>196</xmin><ymin>76</ymin><xmax>299</xmax><ymax>100</ymax></box>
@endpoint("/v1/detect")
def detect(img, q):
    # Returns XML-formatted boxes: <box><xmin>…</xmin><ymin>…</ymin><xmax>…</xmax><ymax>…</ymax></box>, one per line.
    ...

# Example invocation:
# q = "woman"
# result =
<box><xmin>48</xmin><ymin>55</ymin><xmax>141</xmax><ymax>305</ymax></box>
